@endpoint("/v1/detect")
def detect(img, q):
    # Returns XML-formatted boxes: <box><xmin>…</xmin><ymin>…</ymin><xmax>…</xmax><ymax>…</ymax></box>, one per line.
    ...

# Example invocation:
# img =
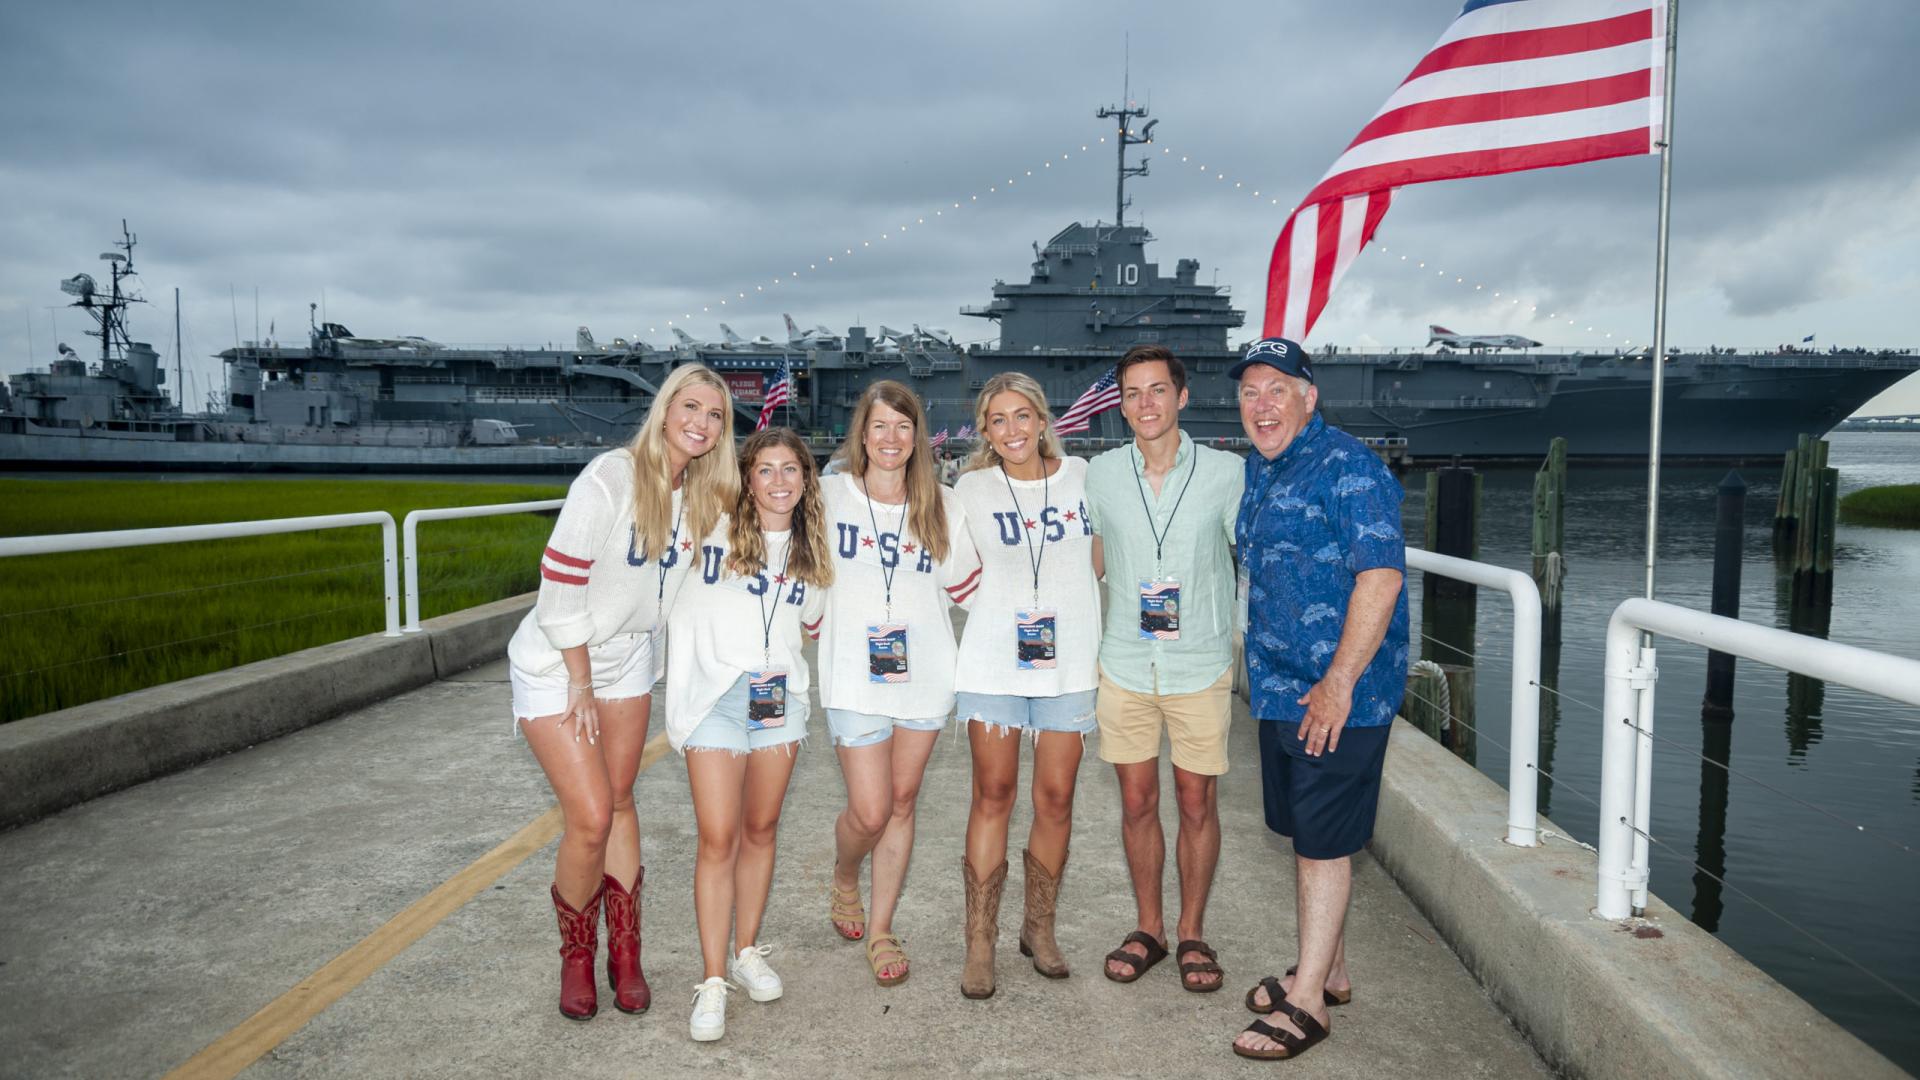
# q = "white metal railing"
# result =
<box><xmin>1596</xmin><ymin>598</ymin><xmax>1920</xmax><ymax>920</ymax></box>
<box><xmin>401</xmin><ymin>500</ymin><xmax>563</xmax><ymax>631</ymax></box>
<box><xmin>1406</xmin><ymin>549</ymin><xmax>1544</xmax><ymax>847</ymax></box>
<box><xmin>0</xmin><ymin>513</ymin><xmax>401</xmax><ymax>636</ymax></box>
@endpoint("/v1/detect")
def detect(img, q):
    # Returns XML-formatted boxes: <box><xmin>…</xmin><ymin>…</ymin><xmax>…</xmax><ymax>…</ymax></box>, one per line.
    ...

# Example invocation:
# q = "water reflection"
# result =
<box><xmin>1537</xmin><ymin>641</ymin><xmax>1563</xmax><ymax>819</ymax></box>
<box><xmin>1692</xmin><ymin>714</ymin><xmax>1734</xmax><ymax>932</ymax></box>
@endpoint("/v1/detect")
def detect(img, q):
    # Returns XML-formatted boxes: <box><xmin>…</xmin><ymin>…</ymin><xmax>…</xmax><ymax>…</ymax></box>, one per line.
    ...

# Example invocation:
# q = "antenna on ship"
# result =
<box><xmin>1096</xmin><ymin>42</ymin><xmax>1157</xmax><ymax>228</ymax></box>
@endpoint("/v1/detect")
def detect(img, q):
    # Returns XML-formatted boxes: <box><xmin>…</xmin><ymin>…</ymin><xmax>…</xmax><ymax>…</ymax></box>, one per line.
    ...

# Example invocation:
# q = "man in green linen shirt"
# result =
<box><xmin>1085</xmin><ymin>344</ymin><xmax>1246</xmax><ymax>992</ymax></box>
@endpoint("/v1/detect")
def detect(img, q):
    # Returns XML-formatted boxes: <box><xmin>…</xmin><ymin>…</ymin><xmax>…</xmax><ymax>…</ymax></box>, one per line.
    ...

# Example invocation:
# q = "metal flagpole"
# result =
<box><xmin>1643</xmin><ymin>0</ymin><xmax>1680</xmax><ymax>602</ymax></box>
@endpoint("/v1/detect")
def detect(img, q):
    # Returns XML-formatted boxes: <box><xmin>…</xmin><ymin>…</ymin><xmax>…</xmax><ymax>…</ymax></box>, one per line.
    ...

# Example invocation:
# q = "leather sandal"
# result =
<box><xmin>829</xmin><ymin>881</ymin><xmax>866</xmax><ymax>941</ymax></box>
<box><xmin>1176</xmin><ymin>939</ymin><xmax>1224</xmax><ymax>993</ymax></box>
<box><xmin>865</xmin><ymin>932</ymin><xmax>909</xmax><ymax>987</ymax></box>
<box><xmin>1244</xmin><ymin>968</ymin><xmax>1352</xmax><ymax>1013</ymax></box>
<box><xmin>1102</xmin><ymin>930</ymin><xmax>1169</xmax><ymax>983</ymax></box>
<box><xmin>1233</xmin><ymin>1003</ymin><xmax>1330</xmax><ymax>1061</ymax></box>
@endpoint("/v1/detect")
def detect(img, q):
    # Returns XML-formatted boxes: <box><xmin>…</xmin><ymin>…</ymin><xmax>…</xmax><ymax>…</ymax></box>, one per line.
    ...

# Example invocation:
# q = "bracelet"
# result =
<box><xmin>568</xmin><ymin>681</ymin><xmax>593</xmax><ymax>691</ymax></box>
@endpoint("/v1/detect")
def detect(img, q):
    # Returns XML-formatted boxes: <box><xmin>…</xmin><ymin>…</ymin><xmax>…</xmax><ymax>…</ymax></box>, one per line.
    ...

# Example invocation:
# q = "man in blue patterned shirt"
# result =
<box><xmin>1228</xmin><ymin>337</ymin><xmax>1408</xmax><ymax>1062</ymax></box>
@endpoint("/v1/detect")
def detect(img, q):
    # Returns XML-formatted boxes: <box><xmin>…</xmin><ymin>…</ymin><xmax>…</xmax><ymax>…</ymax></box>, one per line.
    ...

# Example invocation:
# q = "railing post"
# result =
<box><xmin>403</xmin><ymin>511</ymin><xmax>423</xmax><ymax>633</ymax></box>
<box><xmin>1597</xmin><ymin>612</ymin><xmax>1644</xmax><ymax>920</ymax></box>
<box><xmin>1629</xmin><ymin>645</ymin><xmax>1658</xmax><ymax>914</ymax></box>
<box><xmin>1506</xmin><ymin>574</ymin><xmax>1542</xmax><ymax>847</ymax></box>
<box><xmin>380</xmin><ymin>514</ymin><xmax>400</xmax><ymax>637</ymax></box>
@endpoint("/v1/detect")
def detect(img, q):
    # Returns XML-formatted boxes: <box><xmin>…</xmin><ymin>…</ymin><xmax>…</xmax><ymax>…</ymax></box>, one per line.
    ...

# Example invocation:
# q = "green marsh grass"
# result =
<box><xmin>0</xmin><ymin>477</ymin><xmax>567</xmax><ymax>722</ymax></box>
<box><xmin>1839</xmin><ymin>483</ymin><xmax>1920</xmax><ymax>528</ymax></box>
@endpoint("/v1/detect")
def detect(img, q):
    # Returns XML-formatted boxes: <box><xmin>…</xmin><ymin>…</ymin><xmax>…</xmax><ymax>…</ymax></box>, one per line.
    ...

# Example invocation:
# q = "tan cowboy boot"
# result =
<box><xmin>1018</xmin><ymin>847</ymin><xmax>1069</xmax><ymax>978</ymax></box>
<box><xmin>960</xmin><ymin>857</ymin><xmax>1007</xmax><ymax>999</ymax></box>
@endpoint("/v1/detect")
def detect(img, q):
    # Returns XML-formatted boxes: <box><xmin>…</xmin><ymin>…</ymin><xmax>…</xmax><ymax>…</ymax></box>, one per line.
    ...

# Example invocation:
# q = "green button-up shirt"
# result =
<box><xmin>1085</xmin><ymin>430</ymin><xmax>1246</xmax><ymax>696</ymax></box>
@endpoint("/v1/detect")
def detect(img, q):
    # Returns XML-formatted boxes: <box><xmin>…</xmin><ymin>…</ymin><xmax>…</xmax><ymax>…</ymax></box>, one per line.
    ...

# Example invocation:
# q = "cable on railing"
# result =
<box><xmin>1412</xmin><ymin>624</ymin><xmax>1609</xmax><ymax>718</ymax></box>
<box><xmin>1619</xmin><ymin>717</ymin><xmax>1917</xmax><ymax>858</ymax></box>
<box><xmin>1401</xmin><ymin>684</ymin><xmax>1606</xmax><ymax>815</ymax></box>
<box><xmin>0</xmin><ymin>558</ymin><xmax>387</xmax><ymax>621</ymax></box>
<box><xmin>1619</xmin><ymin>818</ymin><xmax>1920</xmax><ymax>1014</ymax></box>
<box><xmin>0</xmin><ymin>598</ymin><xmax>385</xmax><ymax>682</ymax></box>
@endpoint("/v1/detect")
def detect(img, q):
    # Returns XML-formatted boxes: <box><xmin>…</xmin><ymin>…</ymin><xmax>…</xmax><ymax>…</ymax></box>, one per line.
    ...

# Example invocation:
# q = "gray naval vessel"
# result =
<box><xmin>5</xmin><ymin>113</ymin><xmax>1916</xmax><ymax>472</ymax></box>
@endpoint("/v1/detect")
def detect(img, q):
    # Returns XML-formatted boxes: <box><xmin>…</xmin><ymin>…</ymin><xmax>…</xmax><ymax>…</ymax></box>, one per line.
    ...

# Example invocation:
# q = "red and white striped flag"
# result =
<box><xmin>1054</xmin><ymin>367</ymin><xmax>1120</xmax><ymax>434</ymax></box>
<box><xmin>1266</xmin><ymin>0</ymin><xmax>1671</xmax><ymax>340</ymax></box>
<box><xmin>929</xmin><ymin>427</ymin><xmax>950</xmax><ymax>449</ymax></box>
<box><xmin>756</xmin><ymin>357</ymin><xmax>793</xmax><ymax>431</ymax></box>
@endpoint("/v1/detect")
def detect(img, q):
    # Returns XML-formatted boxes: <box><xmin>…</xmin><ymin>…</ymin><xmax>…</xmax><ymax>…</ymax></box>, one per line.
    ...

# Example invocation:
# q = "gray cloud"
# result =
<box><xmin>3</xmin><ymin>0</ymin><xmax>1917</xmax><ymax>412</ymax></box>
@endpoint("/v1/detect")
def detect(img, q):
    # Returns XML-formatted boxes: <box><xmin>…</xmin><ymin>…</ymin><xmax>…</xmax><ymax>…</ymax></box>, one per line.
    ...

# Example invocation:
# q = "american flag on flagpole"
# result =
<box><xmin>1266</xmin><ymin>0</ymin><xmax>1671</xmax><ymax>341</ymax></box>
<box><xmin>929</xmin><ymin>427</ymin><xmax>950</xmax><ymax>449</ymax></box>
<box><xmin>957</xmin><ymin>424</ymin><xmax>975</xmax><ymax>440</ymax></box>
<box><xmin>1054</xmin><ymin>367</ymin><xmax>1120</xmax><ymax>434</ymax></box>
<box><xmin>756</xmin><ymin>357</ymin><xmax>793</xmax><ymax>431</ymax></box>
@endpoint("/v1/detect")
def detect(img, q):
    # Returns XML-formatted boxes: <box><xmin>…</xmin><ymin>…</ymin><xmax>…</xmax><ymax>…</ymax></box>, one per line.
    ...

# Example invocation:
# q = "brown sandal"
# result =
<box><xmin>1233</xmin><ymin>1003</ymin><xmax>1330</xmax><ymax>1061</ymax></box>
<box><xmin>1176</xmin><ymin>939</ymin><xmax>1224</xmax><ymax>992</ymax></box>
<box><xmin>866</xmin><ymin>932</ymin><xmax>909</xmax><ymax>987</ymax></box>
<box><xmin>829</xmin><ymin>881</ymin><xmax>866</xmax><ymax>941</ymax></box>
<box><xmin>1102</xmin><ymin>930</ymin><xmax>1169</xmax><ymax>983</ymax></box>
<box><xmin>1244</xmin><ymin>968</ymin><xmax>1351</xmax><ymax>1012</ymax></box>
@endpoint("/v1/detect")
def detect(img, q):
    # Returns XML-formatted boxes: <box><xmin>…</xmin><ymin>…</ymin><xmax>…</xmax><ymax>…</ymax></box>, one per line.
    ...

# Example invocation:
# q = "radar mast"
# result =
<box><xmin>1096</xmin><ymin>62</ymin><xmax>1157</xmax><ymax>227</ymax></box>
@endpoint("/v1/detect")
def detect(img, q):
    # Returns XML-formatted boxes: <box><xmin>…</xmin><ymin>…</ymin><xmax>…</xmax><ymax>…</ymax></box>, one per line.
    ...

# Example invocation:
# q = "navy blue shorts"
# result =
<box><xmin>1257</xmin><ymin>720</ymin><xmax>1392</xmax><ymax>860</ymax></box>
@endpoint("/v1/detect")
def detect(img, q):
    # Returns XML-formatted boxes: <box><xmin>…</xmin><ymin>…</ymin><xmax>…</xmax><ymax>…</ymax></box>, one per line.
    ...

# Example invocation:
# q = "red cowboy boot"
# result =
<box><xmin>602</xmin><ymin>869</ymin><xmax>652</xmax><ymax>1014</ymax></box>
<box><xmin>551</xmin><ymin>880</ymin><xmax>605</xmax><ymax>1021</ymax></box>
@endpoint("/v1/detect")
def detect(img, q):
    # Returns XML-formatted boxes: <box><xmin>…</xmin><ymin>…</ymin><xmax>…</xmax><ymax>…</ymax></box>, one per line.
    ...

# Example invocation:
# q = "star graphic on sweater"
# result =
<box><xmin>773</xmin><ymin>573</ymin><xmax>789</xmax><ymax>584</ymax></box>
<box><xmin>902</xmin><ymin>542</ymin><xmax>917</xmax><ymax>554</ymax></box>
<box><xmin>861</xmin><ymin>536</ymin><xmax>876</xmax><ymax>548</ymax></box>
<box><xmin>680</xmin><ymin>539</ymin><xmax>693</xmax><ymax>551</ymax></box>
<box><xmin>1023</xmin><ymin>518</ymin><xmax>1037</xmax><ymax>530</ymax></box>
<box><xmin>1063</xmin><ymin>511</ymin><xmax>1077</xmax><ymax>522</ymax></box>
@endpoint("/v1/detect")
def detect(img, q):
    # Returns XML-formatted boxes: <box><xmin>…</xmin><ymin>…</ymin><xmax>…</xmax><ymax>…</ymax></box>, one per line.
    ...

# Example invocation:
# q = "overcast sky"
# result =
<box><xmin>3</xmin><ymin>0</ymin><xmax>1916</xmax><ymax>414</ymax></box>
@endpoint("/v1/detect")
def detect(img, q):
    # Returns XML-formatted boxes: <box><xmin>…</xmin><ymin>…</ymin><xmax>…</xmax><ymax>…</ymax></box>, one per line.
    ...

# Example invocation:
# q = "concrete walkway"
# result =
<box><xmin>0</xmin><ymin>650</ymin><xmax>1548</xmax><ymax>1078</ymax></box>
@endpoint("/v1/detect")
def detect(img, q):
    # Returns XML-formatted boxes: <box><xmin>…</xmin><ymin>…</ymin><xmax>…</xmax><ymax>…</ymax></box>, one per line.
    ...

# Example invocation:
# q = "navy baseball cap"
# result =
<box><xmin>1228</xmin><ymin>337</ymin><xmax>1313</xmax><ymax>384</ymax></box>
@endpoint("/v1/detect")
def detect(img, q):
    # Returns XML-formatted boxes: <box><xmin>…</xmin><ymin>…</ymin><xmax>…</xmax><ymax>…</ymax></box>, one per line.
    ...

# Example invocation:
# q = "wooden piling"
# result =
<box><xmin>1771</xmin><ymin>446</ymin><xmax>1798</xmax><ymax>554</ymax></box>
<box><xmin>1702</xmin><ymin>471</ymin><xmax>1745</xmax><ymax>720</ymax></box>
<box><xmin>1404</xmin><ymin>663</ymin><xmax>1449</xmax><ymax>742</ymax></box>
<box><xmin>1441</xmin><ymin>663</ymin><xmax>1477</xmax><ymax>765</ymax></box>
<box><xmin>1531</xmin><ymin>438</ymin><xmax>1568</xmax><ymax>646</ymax></box>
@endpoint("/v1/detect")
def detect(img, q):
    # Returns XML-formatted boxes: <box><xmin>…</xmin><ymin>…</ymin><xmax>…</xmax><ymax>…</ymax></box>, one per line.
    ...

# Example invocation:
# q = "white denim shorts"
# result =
<box><xmin>510</xmin><ymin>632</ymin><xmax>655</xmax><ymax>731</ymax></box>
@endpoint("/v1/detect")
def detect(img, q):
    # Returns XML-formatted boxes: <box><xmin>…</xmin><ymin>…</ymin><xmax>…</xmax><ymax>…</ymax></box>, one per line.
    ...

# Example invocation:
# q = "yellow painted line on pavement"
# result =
<box><xmin>164</xmin><ymin>733</ymin><xmax>672</xmax><ymax>1080</ymax></box>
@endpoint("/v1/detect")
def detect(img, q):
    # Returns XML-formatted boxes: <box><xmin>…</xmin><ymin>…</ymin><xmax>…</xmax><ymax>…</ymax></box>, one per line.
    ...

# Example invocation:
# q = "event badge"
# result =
<box><xmin>745</xmin><ymin>669</ymin><xmax>788</xmax><ymax>730</ymax></box>
<box><xmin>1139</xmin><ymin>578</ymin><xmax>1180</xmax><ymax>641</ymax></box>
<box><xmin>867</xmin><ymin>623</ymin><xmax>910</xmax><ymax>683</ymax></box>
<box><xmin>1235</xmin><ymin>566</ymin><xmax>1250</xmax><ymax>634</ymax></box>
<box><xmin>1015</xmin><ymin>608</ymin><xmax>1058</xmax><ymax>669</ymax></box>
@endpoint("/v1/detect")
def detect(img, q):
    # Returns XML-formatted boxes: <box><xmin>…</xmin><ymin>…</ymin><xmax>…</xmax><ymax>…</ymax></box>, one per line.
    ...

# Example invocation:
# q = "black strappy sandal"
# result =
<box><xmin>1176</xmin><ymin>939</ymin><xmax>1224</xmax><ymax>993</ymax></box>
<box><xmin>1233</xmin><ymin>1003</ymin><xmax>1330</xmax><ymax>1061</ymax></box>
<box><xmin>1244</xmin><ymin>968</ymin><xmax>1352</xmax><ymax>1013</ymax></box>
<box><xmin>1102</xmin><ymin>930</ymin><xmax>1169</xmax><ymax>983</ymax></box>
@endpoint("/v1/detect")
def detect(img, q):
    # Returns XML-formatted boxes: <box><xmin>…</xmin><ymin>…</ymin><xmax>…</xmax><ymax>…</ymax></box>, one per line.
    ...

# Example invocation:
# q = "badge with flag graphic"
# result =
<box><xmin>1138</xmin><ymin>579</ymin><xmax>1181</xmax><ymax>641</ymax></box>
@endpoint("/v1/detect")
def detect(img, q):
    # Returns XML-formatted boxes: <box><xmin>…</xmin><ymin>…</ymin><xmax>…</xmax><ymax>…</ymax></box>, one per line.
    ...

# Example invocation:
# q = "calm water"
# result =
<box><xmin>1404</xmin><ymin>432</ymin><xmax>1920</xmax><ymax>1070</ymax></box>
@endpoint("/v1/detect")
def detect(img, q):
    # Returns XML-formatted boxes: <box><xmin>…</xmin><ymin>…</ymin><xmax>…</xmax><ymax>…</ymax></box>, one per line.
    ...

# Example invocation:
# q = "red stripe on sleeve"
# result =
<box><xmin>543</xmin><ymin>547</ymin><xmax>593</xmax><ymax>570</ymax></box>
<box><xmin>541</xmin><ymin>565</ymin><xmax>590</xmax><ymax>586</ymax></box>
<box><xmin>944</xmin><ymin>567</ymin><xmax>982</xmax><ymax>598</ymax></box>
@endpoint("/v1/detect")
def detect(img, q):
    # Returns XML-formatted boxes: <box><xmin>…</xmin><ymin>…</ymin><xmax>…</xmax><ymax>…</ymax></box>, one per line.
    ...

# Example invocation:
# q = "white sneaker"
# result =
<box><xmin>728</xmin><ymin>943</ymin><xmax>784</xmax><ymax>1002</ymax></box>
<box><xmin>689</xmin><ymin>977</ymin><xmax>731</xmax><ymax>1042</ymax></box>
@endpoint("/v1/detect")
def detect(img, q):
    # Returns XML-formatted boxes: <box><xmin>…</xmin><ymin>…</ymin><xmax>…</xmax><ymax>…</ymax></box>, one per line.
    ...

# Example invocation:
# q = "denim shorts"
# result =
<box><xmin>825</xmin><ymin>709</ymin><xmax>947</xmax><ymax>749</ymax></box>
<box><xmin>682</xmin><ymin>675</ymin><xmax>809</xmax><ymax>755</ymax></box>
<box><xmin>956</xmin><ymin>690</ymin><xmax>1098</xmax><ymax>736</ymax></box>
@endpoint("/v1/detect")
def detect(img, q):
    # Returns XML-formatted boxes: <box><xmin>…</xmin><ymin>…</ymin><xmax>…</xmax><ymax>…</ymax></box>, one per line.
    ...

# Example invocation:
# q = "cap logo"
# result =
<box><xmin>1245</xmin><ymin>339</ymin><xmax>1292</xmax><ymax>362</ymax></box>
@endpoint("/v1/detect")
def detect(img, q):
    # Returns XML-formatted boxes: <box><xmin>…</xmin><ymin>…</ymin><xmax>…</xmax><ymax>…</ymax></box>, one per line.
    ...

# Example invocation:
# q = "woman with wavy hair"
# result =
<box><xmin>667</xmin><ymin>427</ymin><xmax>833</xmax><ymax>1041</ymax></box>
<box><xmin>506</xmin><ymin>363</ymin><xmax>737</xmax><ymax>1021</ymax></box>
<box><xmin>816</xmin><ymin>380</ymin><xmax>979</xmax><ymax>987</ymax></box>
<box><xmin>951</xmin><ymin>371</ymin><xmax>1100</xmax><ymax>998</ymax></box>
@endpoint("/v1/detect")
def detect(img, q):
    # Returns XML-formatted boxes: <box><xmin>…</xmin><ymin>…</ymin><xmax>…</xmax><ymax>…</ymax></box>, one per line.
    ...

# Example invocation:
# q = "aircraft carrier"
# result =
<box><xmin>5</xmin><ymin>116</ymin><xmax>1916</xmax><ymax>471</ymax></box>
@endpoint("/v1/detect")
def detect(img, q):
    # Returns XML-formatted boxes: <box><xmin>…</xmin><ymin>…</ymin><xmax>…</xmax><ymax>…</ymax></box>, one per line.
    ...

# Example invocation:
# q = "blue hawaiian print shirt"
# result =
<box><xmin>1235</xmin><ymin>413</ymin><xmax>1410</xmax><ymax>728</ymax></box>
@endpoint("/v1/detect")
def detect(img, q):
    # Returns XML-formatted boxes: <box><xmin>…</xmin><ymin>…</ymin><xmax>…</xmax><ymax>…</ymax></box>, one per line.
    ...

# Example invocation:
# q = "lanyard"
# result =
<box><xmin>1131</xmin><ymin>442</ymin><xmax>1198</xmax><ymax>577</ymax></box>
<box><xmin>658</xmin><ymin>499</ymin><xmax>685</xmax><ymax>608</ymax></box>
<box><xmin>756</xmin><ymin>536</ymin><xmax>789</xmax><ymax>668</ymax></box>
<box><xmin>862</xmin><ymin>474</ymin><xmax>908</xmax><ymax>621</ymax></box>
<box><xmin>1002</xmin><ymin>461</ymin><xmax>1050</xmax><ymax>606</ymax></box>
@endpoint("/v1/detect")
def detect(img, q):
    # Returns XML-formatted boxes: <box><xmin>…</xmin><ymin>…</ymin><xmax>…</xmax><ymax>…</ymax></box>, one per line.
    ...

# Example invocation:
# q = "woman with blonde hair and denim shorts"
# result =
<box><xmin>950</xmin><ymin>371</ymin><xmax>1100</xmax><ymax>999</ymax></box>
<box><xmin>815</xmin><ymin>380</ymin><xmax>979</xmax><ymax>987</ymax></box>
<box><xmin>506</xmin><ymin>363</ymin><xmax>736</xmax><ymax>1021</ymax></box>
<box><xmin>667</xmin><ymin>427</ymin><xmax>832</xmax><ymax>1041</ymax></box>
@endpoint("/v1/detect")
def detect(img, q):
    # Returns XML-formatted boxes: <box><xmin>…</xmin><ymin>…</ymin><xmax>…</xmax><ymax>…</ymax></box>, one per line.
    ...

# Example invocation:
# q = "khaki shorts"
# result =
<box><xmin>1095</xmin><ymin>666</ymin><xmax>1233</xmax><ymax>776</ymax></box>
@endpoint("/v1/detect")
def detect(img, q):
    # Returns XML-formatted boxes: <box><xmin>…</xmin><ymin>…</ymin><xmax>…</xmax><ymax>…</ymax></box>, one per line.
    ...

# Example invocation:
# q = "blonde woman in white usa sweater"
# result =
<box><xmin>671</xmin><ymin>428</ymin><xmax>832</xmax><ymax>1042</ymax></box>
<box><xmin>507</xmin><ymin>364</ymin><xmax>736</xmax><ymax>1022</ymax></box>
<box><xmin>952</xmin><ymin>372</ymin><xmax>1101</xmax><ymax>1000</ymax></box>
<box><xmin>817</xmin><ymin>381</ymin><xmax>979</xmax><ymax>988</ymax></box>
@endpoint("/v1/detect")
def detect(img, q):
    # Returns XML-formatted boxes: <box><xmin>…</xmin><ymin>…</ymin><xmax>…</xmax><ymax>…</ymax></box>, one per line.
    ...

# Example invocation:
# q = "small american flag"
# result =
<box><xmin>1054</xmin><ymin>367</ymin><xmax>1120</xmax><ymax>434</ymax></box>
<box><xmin>929</xmin><ymin>427</ymin><xmax>949</xmax><ymax>449</ymax></box>
<box><xmin>957</xmin><ymin>423</ymin><xmax>975</xmax><ymax>440</ymax></box>
<box><xmin>1266</xmin><ymin>0</ymin><xmax>1671</xmax><ymax>340</ymax></box>
<box><xmin>756</xmin><ymin>357</ymin><xmax>793</xmax><ymax>431</ymax></box>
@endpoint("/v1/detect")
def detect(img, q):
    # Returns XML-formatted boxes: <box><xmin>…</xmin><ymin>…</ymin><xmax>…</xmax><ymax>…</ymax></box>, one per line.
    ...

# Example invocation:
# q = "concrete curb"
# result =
<box><xmin>1369</xmin><ymin>720</ymin><xmax>1902</xmax><ymax>1079</ymax></box>
<box><xmin>0</xmin><ymin>594</ymin><xmax>533</xmax><ymax>831</ymax></box>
